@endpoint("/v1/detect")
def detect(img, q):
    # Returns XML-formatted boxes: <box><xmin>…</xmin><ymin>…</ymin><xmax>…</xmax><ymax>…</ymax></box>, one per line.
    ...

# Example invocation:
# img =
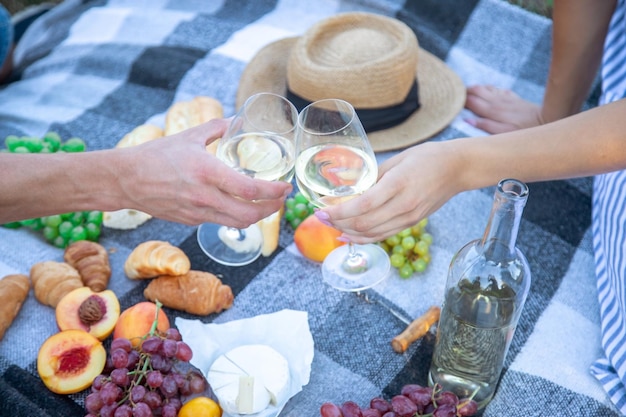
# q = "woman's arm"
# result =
<box><xmin>322</xmin><ymin>98</ymin><xmax>626</xmax><ymax>243</ymax></box>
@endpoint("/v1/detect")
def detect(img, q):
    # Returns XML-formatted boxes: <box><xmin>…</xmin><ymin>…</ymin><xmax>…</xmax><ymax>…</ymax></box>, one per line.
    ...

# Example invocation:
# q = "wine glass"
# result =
<box><xmin>197</xmin><ymin>92</ymin><xmax>298</xmax><ymax>266</ymax></box>
<box><xmin>295</xmin><ymin>98</ymin><xmax>390</xmax><ymax>291</ymax></box>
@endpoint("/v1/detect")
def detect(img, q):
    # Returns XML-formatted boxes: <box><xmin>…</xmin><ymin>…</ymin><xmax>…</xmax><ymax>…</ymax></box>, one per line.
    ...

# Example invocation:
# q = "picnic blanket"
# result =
<box><xmin>0</xmin><ymin>0</ymin><xmax>618</xmax><ymax>416</ymax></box>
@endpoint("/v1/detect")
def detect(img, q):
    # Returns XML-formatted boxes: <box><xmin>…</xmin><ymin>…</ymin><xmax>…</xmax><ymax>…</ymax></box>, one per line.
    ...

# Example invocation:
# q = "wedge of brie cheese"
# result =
<box><xmin>207</xmin><ymin>344</ymin><xmax>291</xmax><ymax>414</ymax></box>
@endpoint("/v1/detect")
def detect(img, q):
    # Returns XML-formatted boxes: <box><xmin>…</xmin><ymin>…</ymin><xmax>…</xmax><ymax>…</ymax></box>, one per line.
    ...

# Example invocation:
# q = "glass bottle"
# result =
<box><xmin>428</xmin><ymin>178</ymin><xmax>531</xmax><ymax>410</ymax></box>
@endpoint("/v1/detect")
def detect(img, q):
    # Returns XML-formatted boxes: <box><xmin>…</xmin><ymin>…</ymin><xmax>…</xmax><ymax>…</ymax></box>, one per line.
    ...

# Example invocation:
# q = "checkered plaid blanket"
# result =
<box><xmin>0</xmin><ymin>0</ymin><xmax>618</xmax><ymax>416</ymax></box>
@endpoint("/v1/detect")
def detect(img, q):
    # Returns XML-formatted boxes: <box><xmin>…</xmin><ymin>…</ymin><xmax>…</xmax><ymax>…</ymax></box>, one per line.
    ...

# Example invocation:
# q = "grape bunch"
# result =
<box><xmin>284</xmin><ymin>191</ymin><xmax>316</xmax><ymax>229</ymax></box>
<box><xmin>85</xmin><ymin>327</ymin><xmax>216</xmax><ymax>417</ymax></box>
<box><xmin>320</xmin><ymin>383</ymin><xmax>478</xmax><ymax>417</ymax></box>
<box><xmin>2</xmin><ymin>132</ymin><xmax>103</xmax><ymax>248</ymax></box>
<box><xmin>378</xmin><ymin>219</ymin><xmax>433</xmax><ymax>279</ymax></box>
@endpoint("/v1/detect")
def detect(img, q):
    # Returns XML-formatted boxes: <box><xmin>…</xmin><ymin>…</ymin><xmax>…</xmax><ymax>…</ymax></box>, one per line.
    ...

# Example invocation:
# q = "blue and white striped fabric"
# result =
<box><xmin>591</xmin><ymin>1</ymin><xmax>626</xmax><ymax>412</ymax></box>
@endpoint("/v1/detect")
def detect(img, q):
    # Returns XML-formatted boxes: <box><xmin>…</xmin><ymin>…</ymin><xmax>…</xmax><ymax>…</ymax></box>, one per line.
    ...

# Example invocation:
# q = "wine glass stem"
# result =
<box><xmin>342</xmin><ymin>243</ymin><xmax>368</xmax><ymax>274</ymax></box>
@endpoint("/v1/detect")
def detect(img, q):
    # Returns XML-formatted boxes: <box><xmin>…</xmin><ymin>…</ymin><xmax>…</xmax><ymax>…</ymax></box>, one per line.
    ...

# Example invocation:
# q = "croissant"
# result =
<box><xmin>0</xmin><ymin>274</ymin><xmax>30</xmax><ymax>340</ymax></box>
<box><xmin>64</xmin><ymin>240</ymin><xmax>111</xmax><ymax>291</ymax></box>
<box><xmin>30</xmin><ymin>261</ymin><xmax>83</xmax><ymax>308</ymax></box>
<box><xmin>124</xmin><ymin>240</ymin><xmax>191</xmax><ymax>279</ymax></box>
<box><xmin>143</xmin><ymin>270</ymin><xmax>234</xmax><ymax>315</ymax></box>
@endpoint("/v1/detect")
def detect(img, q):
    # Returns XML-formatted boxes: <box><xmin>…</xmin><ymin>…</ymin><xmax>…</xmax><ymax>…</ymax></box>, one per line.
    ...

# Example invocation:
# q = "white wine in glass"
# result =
<box><xmin>295</xmin><ymin>99</ymin><xmax>390</xmax><ymax>291</ymax></box>
<box><xmin>197</xmin><ymin>92</ymin><xmax>298</xmax><ymax>266</ymax></box>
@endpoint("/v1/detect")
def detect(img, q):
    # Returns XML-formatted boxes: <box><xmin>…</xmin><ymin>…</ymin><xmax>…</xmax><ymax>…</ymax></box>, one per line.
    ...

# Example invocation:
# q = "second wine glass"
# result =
<box><xmin>295</xmin><ymin>99</ymin><xmax>390</xmax><ymax>291</ymax></box>
<box><xmin>197</xmin><ymin>92</ymin><xmax>298</xmax><ymax>266</ymax></box>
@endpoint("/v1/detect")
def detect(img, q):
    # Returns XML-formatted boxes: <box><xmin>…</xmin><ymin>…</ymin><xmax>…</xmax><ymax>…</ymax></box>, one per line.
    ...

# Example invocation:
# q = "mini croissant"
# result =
<box><xmin>124</xmin><ymin>240</ymin><xmax>190</xmax><ymax>279</ymax></box>
<box><xmin>64</xmin><ymin>240</ymin><xmax>111</xmax><ymax>291</ymax></box>
<box><xmin>0</xmin><ymin>274</ymin><xmax>30</xmax><ymax>340</ymax></box>
<box><xmin>143</xmin><ymin>270</ymin><xmax>234</xmax><ymax>315</ymax></box>
<box><xmin>30</xmin><ymin>261</ymin><xmax>84</xmax><ymax>308</ymax></box>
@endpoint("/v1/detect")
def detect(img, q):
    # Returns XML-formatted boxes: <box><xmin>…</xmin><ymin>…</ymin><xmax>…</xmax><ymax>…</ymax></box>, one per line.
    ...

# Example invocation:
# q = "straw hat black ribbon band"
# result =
<box><xmin>287</xmin><ymin>80</ymin><xmax>421</xmax><ymax>133</ymax></box>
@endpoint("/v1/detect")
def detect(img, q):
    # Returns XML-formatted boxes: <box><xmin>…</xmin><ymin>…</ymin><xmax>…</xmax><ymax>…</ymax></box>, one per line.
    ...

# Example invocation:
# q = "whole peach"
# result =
<box><xmin>113</xmin><ymin>301</ymin><xmax>170</xmax><ymax>347</ymax></box>
<box><xmin>294</xmin><ymin>214</ymin><xmax>345</xmax><ymax>263</ymax></box>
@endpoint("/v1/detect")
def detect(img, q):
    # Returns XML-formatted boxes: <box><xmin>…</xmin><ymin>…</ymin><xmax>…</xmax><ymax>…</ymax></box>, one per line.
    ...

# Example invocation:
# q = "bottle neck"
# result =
<box><xmin>481</xmin><ymin>179</ymin><xmax>528</xmax><ymax>259</ymax></box>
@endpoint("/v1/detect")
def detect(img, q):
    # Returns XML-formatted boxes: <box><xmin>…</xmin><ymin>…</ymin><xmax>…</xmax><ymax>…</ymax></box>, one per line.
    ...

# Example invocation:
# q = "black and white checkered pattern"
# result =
<box><xmin>0</xmin><ymin>0</ymin><xmax>618</xmax><ymax>416</ymax></box>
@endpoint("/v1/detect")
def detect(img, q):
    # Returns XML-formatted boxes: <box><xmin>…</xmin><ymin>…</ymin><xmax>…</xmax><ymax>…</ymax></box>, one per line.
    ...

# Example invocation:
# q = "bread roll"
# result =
<box><xmin>165</xmin><ymin>96</ymin><xmax>224</xmax><ymax>154</ymax></box>
<box><xmin>116</xmin><ymin>124</ymin><xmax>164</xmax><ymax>148</ymax></box>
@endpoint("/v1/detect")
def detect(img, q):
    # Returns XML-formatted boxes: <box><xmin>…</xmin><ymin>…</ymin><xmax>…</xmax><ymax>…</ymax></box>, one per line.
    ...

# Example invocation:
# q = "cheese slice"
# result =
<box><xmin>207</xmin><ymin>344</ymin><xmax>291</xmax><ymax>414</ymax></box>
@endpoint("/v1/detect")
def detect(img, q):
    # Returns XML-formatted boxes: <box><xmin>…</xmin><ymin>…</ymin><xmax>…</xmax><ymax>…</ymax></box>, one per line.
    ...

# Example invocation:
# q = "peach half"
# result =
<box><xmin>56</xmin><ymin>287</ymin><xmax>120</xmax><ymax>341</ymax></box>
<box><xmin>113</xmin><ymin>301</ymin><xmax>170</xmax><ymax>348</ymax></box>
<box><xmin>37</xmin><ymin>329</ymin><xmax>106</xmax><ymax>394</ymax></box>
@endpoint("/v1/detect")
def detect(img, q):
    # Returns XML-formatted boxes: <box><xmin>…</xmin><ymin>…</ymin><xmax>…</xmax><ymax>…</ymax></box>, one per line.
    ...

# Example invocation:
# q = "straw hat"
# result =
<box><xmin>236</xmin><ymin>12</ymin><xmax>465</xmax><ymax>152</ymax></box>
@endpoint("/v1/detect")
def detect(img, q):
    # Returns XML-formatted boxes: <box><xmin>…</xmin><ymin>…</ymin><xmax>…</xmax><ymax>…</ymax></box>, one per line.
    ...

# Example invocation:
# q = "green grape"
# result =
<box><xmin>398</xmin><ymin>228</ymin><xmax>412</xmax><ymax>238</ymax></box>
<box><xmin>413</xmin><ymin>240</ymin><xmax>430</xmax><ymax>257</ymax></box>
<box><xmin>284</xmin><ymin>209</ymin><xmax>295</xmax><ymax>222</ymax></box>
<box><xmin>411</xmin><ymin>258</ymin><xmax>428</xmax><ymax>273</ymax></box>
<box><xmin>401</xmin><ymin>235</ymin><xmax>416</xmax><ymax>251</ymax></box>
<box><xmin>399</xmin><ymin>263</ymin><xmax>414</xmax><ymax>279</ymax></box>
<box><xmin>61</xmin><ymin>137</ymin><xmax>86</xmax><ymax>152</ymax></box>
<box><xmin>42</xmin><ymin>225</ymin><xmax>59</xmax><ymax>242</ymax></box>
<box><xmin>85</xmin><ymin>222</ymin><xmax>101</xmax><ymax>241</ymax></box>
<box><xmin>294</xmin><ymin>192</ymin><xmax>309</xmax><ymax>205</ymax></box>
<box><xmin>23</xmin><ymin>136</ymin><xmax>43</xmax><ymax>153</ymax></box>
<box><xmin>4</xmin><ymin>135</ymin><xmax>21</xmax><ymax>151</ymax></box>
<box><xmin>43</xmin><ymin>131</ymin><xmax>62</xmax><ymax>152</ymax></box>
<box><xmin>293</xmin><ymin>203</ymin><xmax>309</xmax><ymax>219</ymax></box>
<box><xmin>60</xmin><ymin>212</ymin><xmax>74</xmax><ymax>220</ymax></box>
<box><xmin>385</xmin><ymin>234</ymin><xmax>401</xmax><ymax>247</ymax></box>
<box><xmin>420</xmin><ymin>232</ymin><xmax>433</xmax><ymax>245</ymax></box>
<box><xmin>58</xmin><ymin>221</ymin><xmax>74</xmax><ymax>239</ymax></box>
<box><xmin>86</xmin><ymin>210</ymin><xmax>103</xmax><ymax>226</ymax></box>
<box><xmin>285</xmin><ymin>198</ymin><xmax>296</xmax><ymax>211</ymax></box>
<box><xmin>69</xmin><ymin>225</ymin><xmax>88</xmax><ymax>243</ymax></box>
<box><xmin>19</xmin><ymin>218</ymin><xmax>37</xmax><ymax>228</ymax></box>
<box><xmin>42</xmin><ymin>214</ymin><xmax>63</xmax><ymax>228</ymax></box>
<box><xmin>290</xmin><ymin>217</ymin><xmax>302</xmax><ymax>229</ymax></box>
<box><xmin>67</xmin><ymin>211</ymin><xmax>85</xmax><ymax>226</ymax></box>
<box><xmin>391</xmin><ymin>244</ymin><xmax>405</xmax><ymax>255</ymax></box>
<box><xmin>390</xmin><ymin>253</ymin><xmax>406</xmax><ymax>269</ymax></box>
<box><xmin>28</xmin><ymin>218</ymin><xmax>44</xmax><ymax>231</ymax></box>
<box><xmin>2</xmin><ymin>221</ymin><xmax>21</xmax><ymax>229</ymax></box>
<box><xmin>378</xmin><ymin>241</ymin><xmax>390</xmax><ymax>253</ymax></box>
<box><xmin>13</xmin><ymin>145</ymin><xmax>30</xmax><ymax>153</ymax></box>
<box><xmin>52</xmin><ymin>235</ymin><xmax>67</xmax><ymax>249</ymax></box>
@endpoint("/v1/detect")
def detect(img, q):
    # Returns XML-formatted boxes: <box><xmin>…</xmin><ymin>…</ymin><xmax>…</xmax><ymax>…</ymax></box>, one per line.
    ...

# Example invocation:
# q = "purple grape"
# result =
<box><xmin>175</xmin><ymin>341</ymin><xmax>193</xmax><ymax>361</ymax></box>
<box><xmin>362</xmin><ymin>408</ymin><xmax>382</xmax><ymax>417</ymax></box>
<box><xmin>85</xmin><ymin>392</ymin><xmax>104</xmax><ymax>413</ymax></box>
<box><xmin>131</xmin><ymin>402</ymin><xmax>151</xmax><ymax>417</ymax></box>
<box><xmin>110</xmin><ymin>368</ymin><xmax>130</xmax><ymax>387</ymax></box>
<box><xmin>162</xmin><ymin>339</ymin><xmax>178</xmax><ymax>358</ymax></box>
<box><xmin>165</xmin><ymin>327</ymin><xmax>182</xmax><ymax>341</ymax></box>
<box><xmin>320</xmin><ymin>402</ymin><xmax>344</xmax><ymax>417</ymax></box>
<box><xmin>146</xmin><ymin>370</ymin><xmax>163</xmax><ymax>388</ymax></box>
<box><xmin>113</xmin><ymin>404</ymin><xmax>133</xmax><ymax>417</ymax></box>
<box><xmin>99</xmin><ymin>403</ymin><xmax>118</xmax><ymax>417</ymax></box>
<box><xmin>405</xmin><ymin>386</ymin><xmax>433</xmax><ymax>407</ymax></box>
<box><xmin>370</xmin><ymin>398</ymin><xmax>391</xmax><ymax>414</ymax></box>
<box><xmin>100</xmin><ymin>382</ymin><xmax>122</xmax><ymax>405</ymax></box>
<box><xmin>433</xmin><ymin>403</ymin><xmax>456</xmax><ymax>417</ymax></box>
<box><xmin>91</xmin><ymin>374</ymin><xmax>107</xmax><ymax>391</ymax></box>
<box><xmin>457</xmin><ymin>399</ymin><xmax>479</xmax><ymax>416</ymax></box>
<box><xmin>381</xmin><ymin>412</ymin><xmax>397</xmax><ymax>417</ymax></box>
<box><xmin>341</xmin><ymin>401</ymin><xmax>363</xmax><ymax>417</ymax></box>
<box><xmin>110</xmin><ymin>338</ymin><xmax>132</xmax><ymax>353</ymax></box>
<box><xmin>435</xmin><ymin>391</ymin><xmax>459</xmax><ymax>407</ymax></box>
<box><xmin>125</xmin><ymin>350</ymin><xmax>140</xmax><ymax>369</ymax></box>
<box><xmin>390</xmin><ymin>395</ymin><xmax>417</xmax><ymax>417</ymax></box>
<box><xmin>160</xmin><ymin>374</ymin><xmax>179</xmax><ymax>398</ymax></box>
<box><xmin>166</xmin><ymin>397</ymin><xmax>182</xmax><ymax>410</ymax></box>
<box><xmin>188</xmin><ymin>372</ymin><xmax>206</xmax><ymax>393</ymax></box>
<box><xmin>161</xmin><ymin>403</ymin><xmax>178</xmax><ymax>417</ymax></box>
<box><xmin>141</xmin><ymin>336</ymin><xmax>162</xmax><ymax>354</ymax></box>
<box><xmin>129</xmin><ymin>384</ymin><xmax>146</xmax><ymax>403</ymax></box>
<box><xmin>143</xmin><ymin>390</ymin><xmax>162</xmax><ymax>409</ymax></box>
<box><xmin>110</xmin><ymin>348</ymin><xmax>129</xmax><ymax>369</ymax></box>
<box><xmin>400</xmin><ymin>384</ymin><xmax>423</xmax><ymax>396</ymax></box>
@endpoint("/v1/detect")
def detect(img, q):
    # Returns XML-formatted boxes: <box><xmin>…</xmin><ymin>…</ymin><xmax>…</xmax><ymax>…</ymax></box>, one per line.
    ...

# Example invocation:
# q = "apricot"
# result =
<box><xmin>37</xmin><ymin>329</ymin><xmax>106</xmax><ymax>394</ymax></box>
<box><xmin>56</xmin><ymin>287</ymin><xmax>120</xmax><ymax>341</ymax></box>
<box><xmin>294</xmin><ymin>214</ymin><xmax>346</xmax><ymax>262</ymax></box>
<box><xmin>113</xmin><ymin>301</ymin><xmax>170</xmax><ymax>347</ymax></box>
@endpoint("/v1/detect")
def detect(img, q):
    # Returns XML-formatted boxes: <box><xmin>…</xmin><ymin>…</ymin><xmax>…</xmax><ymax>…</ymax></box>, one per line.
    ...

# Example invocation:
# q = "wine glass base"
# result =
<box><xmin>322</xmin><ymin>244</ymin><xmax>390</xmax><ymax>292</ymax></box>
<box><xmin>196</xmin><ymin>223</ymin><xmax>263</xmax><ymax>266</ymax></box>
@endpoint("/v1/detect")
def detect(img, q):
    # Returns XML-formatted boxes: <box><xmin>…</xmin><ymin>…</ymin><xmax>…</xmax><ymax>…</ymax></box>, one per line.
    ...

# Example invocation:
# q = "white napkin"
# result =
<box><xmin>175</xmin><ymin>309</ymin><xmax>314</xmax><ymax>417</ymax></box>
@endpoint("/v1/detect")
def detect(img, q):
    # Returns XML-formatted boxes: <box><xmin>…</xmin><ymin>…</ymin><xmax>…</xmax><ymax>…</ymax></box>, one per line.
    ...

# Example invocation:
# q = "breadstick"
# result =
<box><xmin>391</xmin><ymin>305</ymin><xmax>441</xmax><ymax>353</ymax></box>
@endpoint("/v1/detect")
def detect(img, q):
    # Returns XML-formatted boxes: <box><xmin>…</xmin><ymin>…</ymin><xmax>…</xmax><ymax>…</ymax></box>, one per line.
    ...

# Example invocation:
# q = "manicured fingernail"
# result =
<box><xmin>464</xmin><ymin>118</ymin><xmax>477</xmax><ymax>126</ymax></box>
<box><xmin>314</xmin><ymin>210</ymin><xmax>332</xmax><ymax>226</ymax></box>
<box><xmin>337</xmin><ymin>236</ymin><xmax>351</xmax><ymax>243</ymax></box>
